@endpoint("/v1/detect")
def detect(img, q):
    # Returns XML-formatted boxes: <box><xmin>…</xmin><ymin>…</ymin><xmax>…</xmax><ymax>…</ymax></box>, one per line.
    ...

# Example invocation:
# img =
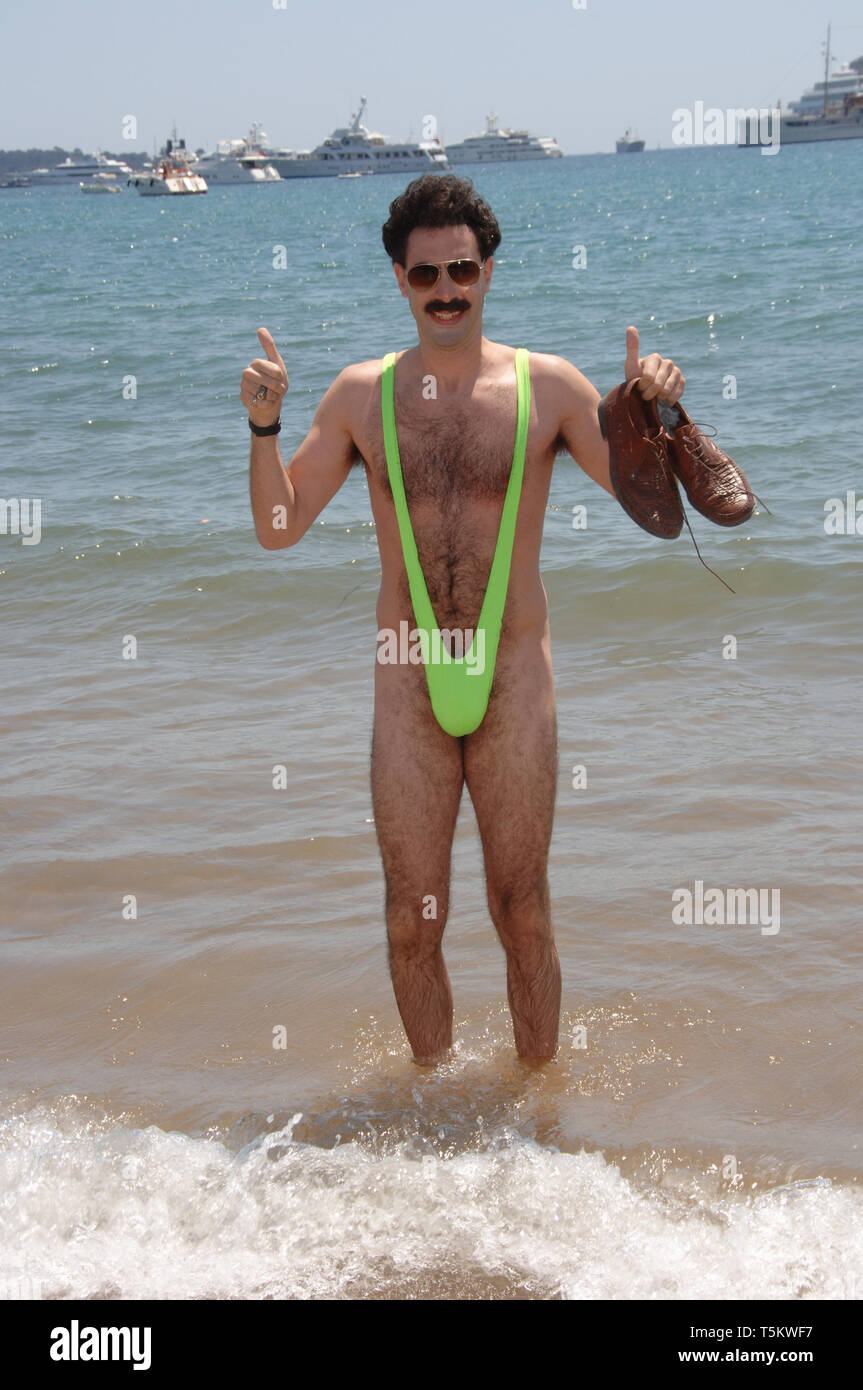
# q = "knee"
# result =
<box><xmin>385</xmin><ymin>889</ymin><xmax>447</xmax><ymax>958</ymax></box>
<box><xmin>488</xmin><ymin>880</ymin><xmax>550</xmax><ymax>957</ymax></box>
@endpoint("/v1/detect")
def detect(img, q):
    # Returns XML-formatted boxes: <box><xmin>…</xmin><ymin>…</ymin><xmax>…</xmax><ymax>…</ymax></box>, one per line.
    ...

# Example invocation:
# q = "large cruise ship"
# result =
<box><xmin>265</xmin><ymin>98</ymin><xmax>448</xmax><ymax>178</ymax></box>
<box><xmin>739</xmin><ymin>27</ymin><xmax>863</xmax><ymax>145</ymax></box>
<box><xmin>443</xmin><ymin>113</ymin><xmax>563</xmax><ymax>163</ymax></box>
<box><xmin>28</xmin><ymin>152</ymin><xmax>134</xmax><ymax>184</ymax></box>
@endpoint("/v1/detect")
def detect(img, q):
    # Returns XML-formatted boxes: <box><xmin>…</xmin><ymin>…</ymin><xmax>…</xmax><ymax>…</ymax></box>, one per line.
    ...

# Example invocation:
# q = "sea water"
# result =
<box><xmin>1</xmin><ymin>144</ymin><xmax>861</xmax><ymax>1298</ymax></box>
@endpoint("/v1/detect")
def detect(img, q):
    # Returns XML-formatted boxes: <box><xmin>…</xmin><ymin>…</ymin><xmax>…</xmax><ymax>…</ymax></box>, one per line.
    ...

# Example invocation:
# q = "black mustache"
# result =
<box><xmin>426</xmin><ymin>301</ymin><xmax>470</xmax><ymax>314</ymax></box>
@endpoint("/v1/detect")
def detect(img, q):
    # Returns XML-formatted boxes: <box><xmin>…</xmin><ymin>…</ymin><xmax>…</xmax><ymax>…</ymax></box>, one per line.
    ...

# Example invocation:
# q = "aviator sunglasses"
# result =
<box><xmin>405</xmin><ymin>258</ymin><xmax>484</xmax><ymax>290</ymax></box>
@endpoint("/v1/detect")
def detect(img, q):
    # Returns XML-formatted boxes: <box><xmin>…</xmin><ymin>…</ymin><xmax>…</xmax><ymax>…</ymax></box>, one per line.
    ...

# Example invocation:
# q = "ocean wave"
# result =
<box><xmin>1</xmin><ymin>1099</ymin><xmax>860</xmax><ymax>1301</ymax></box>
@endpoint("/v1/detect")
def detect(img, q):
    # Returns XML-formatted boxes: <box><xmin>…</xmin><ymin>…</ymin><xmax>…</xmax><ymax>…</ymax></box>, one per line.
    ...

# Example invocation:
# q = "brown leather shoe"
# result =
<box><xmin>661</xmin><ymin>402</ymin><xmax>755</xmax><ymax>527</ymax></box>
<box><xmin>597</xmin><ymin>378</ymin><xmax>683</xmax><ymax>538</ymax></box>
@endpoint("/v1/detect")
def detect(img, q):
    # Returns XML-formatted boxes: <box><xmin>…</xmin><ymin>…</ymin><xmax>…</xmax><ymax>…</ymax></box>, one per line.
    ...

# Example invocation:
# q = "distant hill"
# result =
<box><xmin>0</xmin><ymin>147</ymin><xmax>155</xmax><ymax>176</ymax></box>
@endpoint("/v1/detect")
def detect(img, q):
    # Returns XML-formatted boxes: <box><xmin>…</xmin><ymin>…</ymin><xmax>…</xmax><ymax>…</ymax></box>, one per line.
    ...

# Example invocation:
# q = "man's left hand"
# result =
<box><xmin>624</xmin><ymin>325</ymin><xmax>685</xmax><ymax>403</ymax></box>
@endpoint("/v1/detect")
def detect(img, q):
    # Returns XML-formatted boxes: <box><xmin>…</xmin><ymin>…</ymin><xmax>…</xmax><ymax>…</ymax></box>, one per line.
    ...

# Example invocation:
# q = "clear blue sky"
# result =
<box><xmin>2</xmin><ymin>0</ymin><xmax>863</xmax><ymax>155</ymax></box>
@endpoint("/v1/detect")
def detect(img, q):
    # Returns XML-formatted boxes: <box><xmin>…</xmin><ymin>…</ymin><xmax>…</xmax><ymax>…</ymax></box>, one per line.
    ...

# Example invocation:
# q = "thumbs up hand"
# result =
<box><xmin>624</xmin><ymin>325</ymin><xmax>685</xmax><ymax>403</ymax></box>
<box><xmin>240</xmin><ymin>327</ymin><xmax>289</xmax><ymax>427</ymax></box>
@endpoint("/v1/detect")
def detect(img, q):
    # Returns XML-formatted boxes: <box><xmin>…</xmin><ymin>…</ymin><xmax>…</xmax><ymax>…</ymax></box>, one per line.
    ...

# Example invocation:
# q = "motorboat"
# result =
<box><xmin>128</xmin><ymin>131</ymin><xmax>208</xmax><ymax>195</ymax></box>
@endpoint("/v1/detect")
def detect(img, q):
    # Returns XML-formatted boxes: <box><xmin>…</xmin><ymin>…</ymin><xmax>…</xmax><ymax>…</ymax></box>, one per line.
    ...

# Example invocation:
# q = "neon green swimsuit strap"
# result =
<box><xmin>380</xmin><ymin>348</ymin><xmax>531</xmax><ymax>737</ymax></box>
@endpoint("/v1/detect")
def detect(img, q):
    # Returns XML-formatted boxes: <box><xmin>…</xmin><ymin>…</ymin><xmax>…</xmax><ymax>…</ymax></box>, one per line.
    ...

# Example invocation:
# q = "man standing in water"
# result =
<box><xmin>242</xmin><ymin>174</ymin><xmax>685</xmax><ymax>1064</ymax></box>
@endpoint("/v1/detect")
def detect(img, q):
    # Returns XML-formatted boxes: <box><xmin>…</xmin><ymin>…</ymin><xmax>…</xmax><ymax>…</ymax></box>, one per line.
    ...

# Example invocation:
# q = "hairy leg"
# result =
<box><xmin>463</xmin><ymin>635</ymin><xmax>560</xmax><ymax>1060</ymax></box>
<box><xmin>371</xmin><ymin>660</ymin><xmax>464</xmax><ymax>1063</ymax></box>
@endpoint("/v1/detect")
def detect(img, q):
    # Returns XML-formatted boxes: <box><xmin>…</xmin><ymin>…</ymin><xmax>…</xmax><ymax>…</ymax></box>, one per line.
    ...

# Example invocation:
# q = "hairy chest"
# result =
<box><xmin>356</xmin><ymin>381</ymin><xmax>546</xmax><ymax>625</ymax></box>
<box><xmin>361</xmin><ymin>386</ymin><xmax>521</xmax><ymax>511</ymax></box>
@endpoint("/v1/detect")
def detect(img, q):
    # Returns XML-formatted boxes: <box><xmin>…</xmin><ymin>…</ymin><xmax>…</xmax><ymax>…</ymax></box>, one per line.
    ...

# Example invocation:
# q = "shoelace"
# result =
<box><xmin>678</xmin><ymin>424</ymin><xmax>732</xmax><ymax>470</ymax></box>
<box><xmin>618</xmin><ymin>391</ymin><xmax>772</xmax><ymax>593</ymax></box>
<box><xmin>680</xmin><ymin>509</ymin><xmax>736</xmax><ymax>593</ymax></box>
<box><xmin>668</xmin><ymin>420</ymin><xmax>772</xmax><ymax>592</ymax></box>
<box><xmin>677</xmin><ymin>421</ymin><xmax>771</xmax><ymax>509</ymax></box>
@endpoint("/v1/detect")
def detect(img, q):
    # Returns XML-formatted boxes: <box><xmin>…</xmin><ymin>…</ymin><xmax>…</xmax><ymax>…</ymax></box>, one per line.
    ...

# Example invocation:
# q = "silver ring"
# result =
<box><xmin>254</xmin><ymin>384</ymin><xmax>268</xmax><ymax>401</ymax></box>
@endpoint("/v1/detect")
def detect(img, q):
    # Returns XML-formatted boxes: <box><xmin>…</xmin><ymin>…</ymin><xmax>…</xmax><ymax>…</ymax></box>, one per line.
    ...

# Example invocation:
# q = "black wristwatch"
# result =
<box><xmin>248</xmin><ymin>416</ymin><xmax>281</xmax><ymax>436</ymax></box>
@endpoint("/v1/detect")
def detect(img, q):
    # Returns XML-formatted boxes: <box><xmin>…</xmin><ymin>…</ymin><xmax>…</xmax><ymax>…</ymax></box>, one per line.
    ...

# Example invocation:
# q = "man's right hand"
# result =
<box><xmin>241</xmin><ymin>327</ymin><xmax>289</xmax><ymax>428</ymax></box>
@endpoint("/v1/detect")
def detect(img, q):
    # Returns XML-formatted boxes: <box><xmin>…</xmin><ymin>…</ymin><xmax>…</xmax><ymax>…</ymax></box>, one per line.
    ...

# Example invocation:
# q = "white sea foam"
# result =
<box><xmin>1</xmin><ymin>1105</ymin><xmax>860</xmax><ymax>1301</ymax></box>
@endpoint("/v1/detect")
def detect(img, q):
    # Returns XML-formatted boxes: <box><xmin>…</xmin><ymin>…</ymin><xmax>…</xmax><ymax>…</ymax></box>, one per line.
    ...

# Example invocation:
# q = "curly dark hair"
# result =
<box><xmin>381</xmin><ymin>173</ymin><xmax>502</xmax><ymax>266</ymax></box>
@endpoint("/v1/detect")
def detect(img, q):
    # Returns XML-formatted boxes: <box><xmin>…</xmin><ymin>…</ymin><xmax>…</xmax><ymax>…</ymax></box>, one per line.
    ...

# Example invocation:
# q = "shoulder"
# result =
<box><xmin>330</xmin><ymin>357</ymin><xmax>386</xmax><ymax>392</ymax></box>
<box><xmin>316</xmin><ymin>358</ymin><xmax>386</xmax><ymax>423</ymax></box>
<box><xmin>520</xmin><ymin>353</ymin><xmax>601</xmax><ymax>446</ymax></box>
<box><xmin>524</xmin><ymin>351</ymin><xmax>597</xmax><ymax>401</ymax></box>
<box><xmin>482</xmin><ymin>340</ymin><xmax>586</xmax><ymax>390</ymax></box>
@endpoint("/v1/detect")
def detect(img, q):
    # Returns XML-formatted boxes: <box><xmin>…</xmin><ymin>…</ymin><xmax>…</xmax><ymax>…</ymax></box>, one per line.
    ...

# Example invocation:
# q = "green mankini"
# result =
<box><xmin>380</xmin><ymin>347</ymin><xmax>531</xmax><ymax>737</ymax></box>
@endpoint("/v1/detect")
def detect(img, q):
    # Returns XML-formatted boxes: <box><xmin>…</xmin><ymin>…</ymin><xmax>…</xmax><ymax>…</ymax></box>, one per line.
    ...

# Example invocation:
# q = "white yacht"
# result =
<box><xmin>265</xmin><ymin>97</ymin><xmax>448</xmax><ymax>177</ymax></box>
<box><xmin>195</xmin><ymin>123</ymin><xmax>281</xmax><ymax>183</ymax></box>
<box><xmin>29</xmin><ymin>152</ymin><xmax>134</xmax><ymax>184</ymax></box>
<box><xmin>739</xmin><ymin>28</ymin><xmax>863</xmax><ymax>145</ymax></box>
<box><xmin>127</xmin><ymin>132</ymin><xmax>208</xmax><ymax>196</ymax></box>
<box><xmin>787</xmin><ymin>53</ymin><xmax>863</xmax><ymax>115</ymax></box>
<box><xmin>776</xmin><ymin>91</ymin><xmax>863</xmax><ymax>143</ymax></box>
<box><xmin>443</xmin><ymin>113</ymin><xmax>563</xmax><ymax>163</ymax></box>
